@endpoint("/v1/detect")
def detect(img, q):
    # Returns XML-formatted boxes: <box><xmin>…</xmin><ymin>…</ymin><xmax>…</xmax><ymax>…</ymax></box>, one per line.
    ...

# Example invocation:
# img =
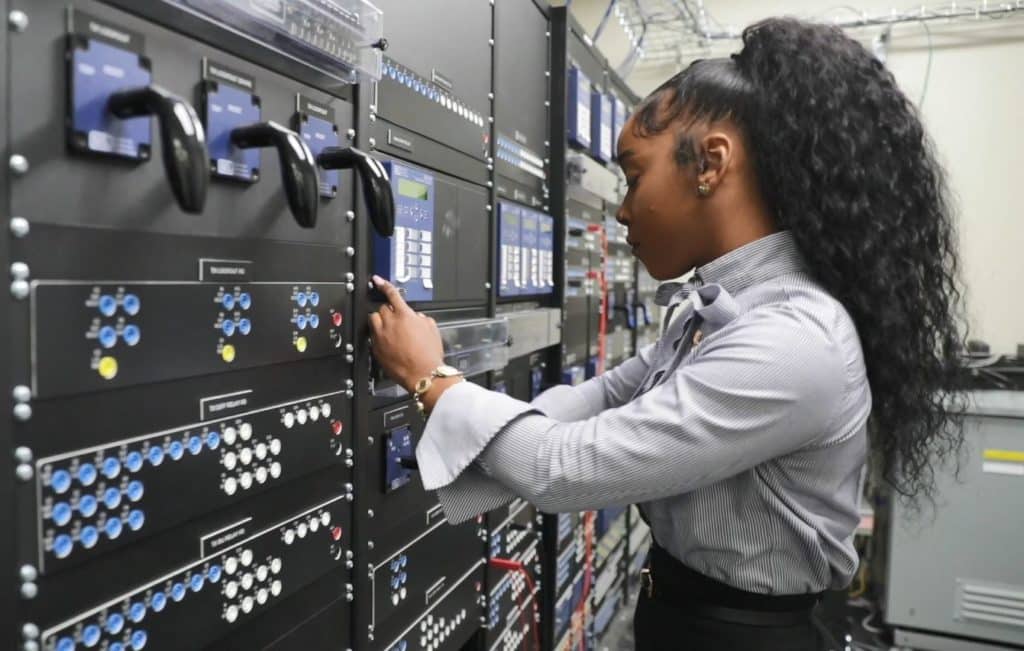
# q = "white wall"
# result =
<box><xmin>571</xmin><ymin>1</ymin><xmax>1024</xmax><ymax>355</ymax></box>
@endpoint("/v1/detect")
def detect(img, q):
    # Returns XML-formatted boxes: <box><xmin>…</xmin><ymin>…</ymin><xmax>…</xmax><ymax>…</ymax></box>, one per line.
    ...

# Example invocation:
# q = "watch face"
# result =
<box><xmin>435</xmin><ymin>365</ymin><xmax>462</xmax><ymax>377</ymax></box>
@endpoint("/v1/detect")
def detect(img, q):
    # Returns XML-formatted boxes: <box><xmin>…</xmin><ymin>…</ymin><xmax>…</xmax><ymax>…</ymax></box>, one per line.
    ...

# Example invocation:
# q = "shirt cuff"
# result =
<box><xmin>435</xmin><ymin>465</ymin><xmax>519</xmax><ymax>524</ymax></box>
<box><xmin>415</xmin><ymin>381</ymin><xmax>536</xmax><ymax>491</ymax></box>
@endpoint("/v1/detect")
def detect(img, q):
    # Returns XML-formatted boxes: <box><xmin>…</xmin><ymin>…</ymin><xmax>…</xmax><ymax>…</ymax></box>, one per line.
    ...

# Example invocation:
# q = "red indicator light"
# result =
<box><xmin>331</xmin><ymin>420</ymin><xmax>343</xmax><ymax>436</ymax></box>
<box><xmin>331</xmin><ymin>526</ymin><xmax>343</xmax><ymax>541</ymax></box>
<box><xmin>332</xmin><ymin>312</ymin><xmax>343</xmax><ymax>327</ymax></box>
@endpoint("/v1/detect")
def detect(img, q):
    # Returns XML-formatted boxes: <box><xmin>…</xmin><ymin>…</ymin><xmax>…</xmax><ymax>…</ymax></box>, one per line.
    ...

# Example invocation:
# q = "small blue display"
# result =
<box><xmin>206</xmin><ymin>82</ymin><xmax>261</xmax><ymax>181</ymax></box>
<box><xmin>147</xmin><ymin>445</ymin><xmax>164</xmax><ymax>466</ymax></box>
<box><xmin>99</xmin><ymin>326</ymin><xmax>118</xmax><ymax>349</ymax></box>
<box><xmin>168</xmin><ymin>440</ymin><xmax>184</xmax><ymax>460</ymax></box>
<box><xmin>123</xmin><ymin>293</ymin><xmax>141</xmax><ymax>315</ymax></box>
<box><xmin>567</xmin><ymin>67</ymin><xmax>592</xmax><ymax>148</ymax></box>
<box><xmin>129</xmin><ymin>601</ymin><xmax>146</xmax><ymax>622</ymax></box>
<box><xmin>125</xmin><ymin>451</ymin><xmax>144</xmax><ymax>473</ymax></box>
<box><xmin>70</xmin><ymin>39</ymin><xmax>152</xmax><ymax>159</ymax></box>
<box><xmin>106</xmin><ymin>613</ymin><xmax>125</xmax><ymax>634</ymax></box>
<box><xmin>126</xmin><ymin>480</ymin><xmax>144</xmax><ymax>502</ymax></box>
<box><xmin>384</xmin><ymin>427</ymin><xmax>415</xmax><ymax>492</ymax></box>
<box><xmin>82</xmin><ymin>624</ymin><xmax>101</xmax><ymax>647</ymax></box>
<box><xmin>78</xmin><ymin>463</ymin><xmax>98</xmax><ymax>486</ymax></box>
<box><xmin>171</xmin><ymin>582</ymin><xmax>186</xmax><ymax>602</ymax></box>
<box><xmin>80</xmin><ymin>525</ymin><xmax>100</xmax><ymax>548</ymax></box>
<box><xmin>122</xmin><ymin>324</ymin><xmax>141</xmax><ymax>346</ymax></box>
<box><xmin>103</xmin><ymin>487</ymin><xmax>122</xmax><ymax>509</ymax></box>
<box><xmin>51</xmin><ymin>469</ymin><xmax>72</xmax><ymax>494</ymax></box>
<box><xmin>53</xmin><ymin>534</ymin><xmax>74</xmax><ymax>559</ymax></box>
<box><xmin>374</xmin><ymin>161</ymin><xmax>435</xmax><ymax>302</ymax></box>
<box><xmin>52</xmin><ymin>502</ymin><xmax>73</xmax><ymax>526</ymax></box>
<box><xmin>79</xmin><ymin>495</ymin><xmax>98</xmax><ymax>518</ymax></box>
<box><xmin>498</xmin><ymin>202</ymin><xmax>522</xmax><ymax>297</ymax></box>
<box><xmin>99</xmin><ymin>294</ymin><xmax>118</xmax><ymax>317</ymax></box>
<box><xmin>102</xmin><ymin>457</ymin><xmax>121</xmax><ymax>479</ymax></box>
<box><xmin>105</xmin><ymin>517</ymin><xmax>123</xmax><ymax>539</ymax></box>
<box><xmin>128</xmin><ymin>509</ymin><xmax>145</xmax><ymax>531</ymax></box>
<box><xmin>150</xmin><ymin>591</ymin><xmax>167</xmax><ymax>612</ymax></box>
<box><xmin>298</xmin><ymin>112</ymin><xmax>341</xmax><ymax>197</ymax></box>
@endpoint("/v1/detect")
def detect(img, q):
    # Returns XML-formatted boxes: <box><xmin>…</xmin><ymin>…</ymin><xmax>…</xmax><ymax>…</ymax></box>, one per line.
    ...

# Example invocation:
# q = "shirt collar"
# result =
<box><xmin>654</xmin><ymin>231</ymin><xmax>805</xmax><ymax>306</ymax></box>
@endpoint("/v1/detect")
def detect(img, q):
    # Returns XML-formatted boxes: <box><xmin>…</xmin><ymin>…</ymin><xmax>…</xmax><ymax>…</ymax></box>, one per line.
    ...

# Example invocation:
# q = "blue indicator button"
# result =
<box><xmin>147</xmin><ymin>446</ymin><xmax>164</xmax><ymax>466</ymax></box>
<box><xmin>309</xmin><ymin>291</ymin><xmax>320</xmax><ymax>306</ymax></box>
<box><xmin>130</xmin><ymin>629</ymin><xmax>147</xmax><ymax>650</ymax></box>
<box><xmin>99</xmin><ymin>294</ymin><xmax>117</xmax><ymax>317</ymax></box>
<box><xmin>128</xmin><ymin>509</ymin><xmax>145</xmax><ymax>531</ymax></box>
<box><xmin>129</xmin><ymin>601</ymin><xmax>146</xmax><ymax>622</ymax></box>
<box><xmin>102</xmin><ymin>457</ymin><xmax>121</xmax><ymax>479</ymax></box>
<box><xmin>99</xmin><ymin>326</ymin><xmax>118</xmax><ymax>349</ymax></box>
<box><xmin>80</xmin><ymin>525</ymin><xmax>99</xmax><ymax>549</ymax></box>
<box><xmin>123</xmin><ymin>293</ymin><xmax>141</xmax><ymax>315</ymax></box>
<box><xmin>309</xmin><ymin>314</ymin><xmax>320</xmax><ymax>329</ymax></box>
<box><xmin>206</xmin><ymin>431</ymin><xmax>221</xmax><ymax>450</ymax></box>
<box><xmin>238</xmin><ymin>292</ymin><xmax>252</xmax><ymax>310</ymax></box>
<box><xmin>82</xmin><ymin>624</ymin><xmax>101</xmax><ymax>647</ymax></box>
<box><xmin>208</xmin><ymin>564</ymin><xmax>222</xmax><ymax>583</ymax></box>
<box><xmin>123</xmin><ymin>324</ymin><xmax>141</xmax><ymax>347</ymax></box>
<box><xmin>189</xmin><ymin>574</ymin><xmax>204</xmax><ymax>592</ymax></box>
<box><xmin>295</xmin><ymin>292</ymin><xmax>308</xmax><ymax>307</ymax></box>
<box><xmin>126</xmin><ymin>480</ymin><xmax>144</xmax><ymax>502</ymax></box>
<box><xmin>170</xmin><ymin>582</ymin><xmax>186</xmax><ymax>602</ymax></box>
<box><xmin>53</xmin><ymin>534</ymin><xmax>74</xmax><ymax>558</ymax></box>
<box><xmin>56</xmin><ymin>636</ymin><xmax>76</xmax><ymax>651</ymax></box>
<box><xmin>399</xmin><ymin>572</ymin><xmax>407</xmax><ymax>585</ymax></box>
<box><xmin>390</xmin><ymin>576</ymin><xmax>400</xmax><ymax>590</ymax></box>
<box><xmin>106</xmin><ymin>613</ymin><xmax>125</xmax><ymax>635</ymax></box>
<box><xmin>52</xmin><ymin>502</ymin><xmax>72</xmax><ymax>526</ymax></box>
<box><xmin>125</xmin><ymin>452</ymin><xmax>144</xmax><ymax>473</ymax></box>
<box><xmin>105</xmin><ymin>517</ymin><xmax>123</xmax><ymax>539</ymax></box>
<box><xmin>221</xmin><ymin>294</ymin><xmax>235</xmax><ymax>310</ymax></box>
<box><xmin>221</xmin><ymin>319</ymin><xmax>236</xmax><ymax>337</ymax></box>
<box><xmin>238</xmin><ymin>318</ymin><xmax>252</xmax><ymax>335</ymax></box>
<box><xmin>78</xmin><ymin>495</ymin><xmax>98</xmax><ymax>518</ymax></box>
<box><xmin>150</xmin><ymin>591</ymin><xmax>167</xmax><ymax>612</ymax></box>
<box><xmin>187</xmin><ymin>436</ymin><xmax>203</xmax><ymax>455</ymax></box>
<box><xmin>168</xmin><ymin>440</ymin><xmax>184</xmax><ymax>461</ymax></box>
<box><xmin>296</xmin><ymin>314</ymin><xmax>307</xmax><ymax>329</ymax></box>
<box><xmin>103</xmin><ymin>487</ymin><xmax>122</xmax><ymax>509</ymax></box>
<box><xmin>110</xmin><ymin>643</ymin><xmax>125</xmax><ymax>651</ymax></box>
<box><xmin>50</xmin><ymin>469</ymin><xmax>72</xmax><ymax>494</ymax></box>
<box><xmin>78</xmin><ymin>463</ymin><xmax>97</xmax><ymax>486</ymax></box>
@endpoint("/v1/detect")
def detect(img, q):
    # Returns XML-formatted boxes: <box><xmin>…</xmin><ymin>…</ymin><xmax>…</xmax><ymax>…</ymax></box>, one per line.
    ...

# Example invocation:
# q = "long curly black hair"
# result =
<box><xmin>634</xmin><ymin>18</ymin><xmax>967</xmax><ymax>501</ymax></box>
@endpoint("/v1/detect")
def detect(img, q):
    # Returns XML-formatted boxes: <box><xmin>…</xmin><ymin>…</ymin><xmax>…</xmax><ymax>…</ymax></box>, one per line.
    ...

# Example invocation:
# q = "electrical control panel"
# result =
<box><xmin>591</xmin><ymin>91</ymin><xmax>613</xmax><ymax>163</ymax></box>
<box><xmin>498</xmin><ymin>201</ymin><xmax>555</xmax><ymax>298</ymax></box>
<box><xmin>567</xmin><ymin>66</ymin><xmax>592</xmax><ymax>149</ymax></box>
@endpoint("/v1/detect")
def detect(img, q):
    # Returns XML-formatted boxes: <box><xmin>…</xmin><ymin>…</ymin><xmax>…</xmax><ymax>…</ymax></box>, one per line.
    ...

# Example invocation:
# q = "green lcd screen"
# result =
<box><xmin>398</xmin><ymin>178</ymin><xmax>429</xmax><ymax>201</ymax></box>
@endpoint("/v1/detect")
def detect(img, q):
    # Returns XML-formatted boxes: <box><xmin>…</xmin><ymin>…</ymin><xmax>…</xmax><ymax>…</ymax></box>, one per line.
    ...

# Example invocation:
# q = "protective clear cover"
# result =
<box><xmin>168</xmin><ymin>0</ymin><xmax>384</xmax><ymax>83</ymax></box>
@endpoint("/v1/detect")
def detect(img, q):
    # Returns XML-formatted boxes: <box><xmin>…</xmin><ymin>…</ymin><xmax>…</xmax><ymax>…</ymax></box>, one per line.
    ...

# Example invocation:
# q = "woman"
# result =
<box><xmin>369</xmin><ymin>17</ymin><xmax>965</xmax><ymax>650</ymax></box>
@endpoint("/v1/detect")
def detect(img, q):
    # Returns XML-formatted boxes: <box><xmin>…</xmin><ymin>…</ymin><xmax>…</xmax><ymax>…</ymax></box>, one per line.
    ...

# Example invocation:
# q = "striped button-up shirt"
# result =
<box><xmin>415</xmin><ymin>231</ymin><xmax>871</xmax><ymax>594</ymax></box>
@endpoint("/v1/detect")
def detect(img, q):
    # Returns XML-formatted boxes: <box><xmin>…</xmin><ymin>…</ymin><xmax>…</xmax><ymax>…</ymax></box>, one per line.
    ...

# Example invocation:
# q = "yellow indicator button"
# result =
<box><xmin>221</xmin><ymin>344</ymin><xmax>237</xmax><ymax>363</ymax></box>
<box><xmin>295</xmin><ymin>336</ymin><xmax>308</xmax><ymax>353</ymax></box>
<box><xmin>98</xmin><ymin>356</ymin><xmax>118</xmax><ymax>380</ymax></box>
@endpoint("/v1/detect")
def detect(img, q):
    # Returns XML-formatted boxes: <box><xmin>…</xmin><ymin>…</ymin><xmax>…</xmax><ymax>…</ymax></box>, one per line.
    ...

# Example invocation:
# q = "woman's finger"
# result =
<box><xmin>372</xmin><ymin>275</ymin><xmax>413</xmax><ymax>315</ymax></box>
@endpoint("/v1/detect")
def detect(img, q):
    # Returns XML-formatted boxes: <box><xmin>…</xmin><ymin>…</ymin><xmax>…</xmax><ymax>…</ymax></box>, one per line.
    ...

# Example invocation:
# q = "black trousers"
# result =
<box><xmin>633</xmin><ymin>587</ymin><xmax>821</xmax><ymax>651</ymax></box>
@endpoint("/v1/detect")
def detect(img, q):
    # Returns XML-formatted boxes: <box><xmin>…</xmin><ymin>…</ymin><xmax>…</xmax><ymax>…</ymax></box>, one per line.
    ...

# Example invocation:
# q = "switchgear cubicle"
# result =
<box><xmin>0</xmin><ymin>2</ymin><xmax>657</xmax><ymax>650</ymax></box>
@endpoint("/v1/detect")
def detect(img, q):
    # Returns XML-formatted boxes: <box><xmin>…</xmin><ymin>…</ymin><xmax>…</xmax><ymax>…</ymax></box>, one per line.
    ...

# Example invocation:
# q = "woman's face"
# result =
<box><xmin>615</xmin><ymin>115</ymin><xmax>708</xmax><ymax>280</ymax></box>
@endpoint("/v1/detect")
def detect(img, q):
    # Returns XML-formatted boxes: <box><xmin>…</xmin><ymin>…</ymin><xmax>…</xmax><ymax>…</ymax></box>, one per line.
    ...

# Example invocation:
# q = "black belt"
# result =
<box><xmin>640</xmin><ymin>543</ymin><xmax>823</xmax><ymax>627</ymax></box>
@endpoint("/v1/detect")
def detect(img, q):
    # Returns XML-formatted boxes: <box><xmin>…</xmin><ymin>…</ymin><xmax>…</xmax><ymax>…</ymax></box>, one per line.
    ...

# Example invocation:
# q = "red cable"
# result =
<box><xmin>489</xmin><ymin>558</ymin><xmax>541</xmax><ymax>651</ymax></box>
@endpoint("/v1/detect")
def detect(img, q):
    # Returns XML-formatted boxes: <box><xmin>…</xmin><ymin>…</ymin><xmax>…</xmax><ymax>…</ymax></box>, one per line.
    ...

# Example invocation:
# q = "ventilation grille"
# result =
<box><xmin>957</xmin><ymin>579</ymin><xmax>1024</xmax><ymax>628</ymax></box>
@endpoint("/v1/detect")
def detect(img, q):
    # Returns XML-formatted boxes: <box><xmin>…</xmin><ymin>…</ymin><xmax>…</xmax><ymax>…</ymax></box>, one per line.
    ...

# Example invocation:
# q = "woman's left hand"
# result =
<box><xmin>368</xmin><ymin>275</ymin><xmax>445</xmax><ymax>393</ymax></box>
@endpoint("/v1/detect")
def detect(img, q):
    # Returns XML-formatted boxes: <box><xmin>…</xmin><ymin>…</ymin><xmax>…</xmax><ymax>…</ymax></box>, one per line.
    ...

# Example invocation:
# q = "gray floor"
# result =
<box><xmin>597</xmin><ymin>594</ymin><xmax>638</xmax><ymax>651</ymax></box>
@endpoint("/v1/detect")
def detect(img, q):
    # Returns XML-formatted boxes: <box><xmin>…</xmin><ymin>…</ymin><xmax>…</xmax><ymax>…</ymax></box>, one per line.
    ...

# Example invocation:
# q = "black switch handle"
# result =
<box><xmin>230</xmin><ymin>122</ymin><xmax>319</xmax><ymax>228</ymax></box>
<box><xmin>108</xmin><ymin>85</ymin><xmax>209</xmax><ymax>214</ymax></box>
<box><xmin>317</xmin><ymin>147</ymin><xmax>395</xmax><ymax>237</ymax></box>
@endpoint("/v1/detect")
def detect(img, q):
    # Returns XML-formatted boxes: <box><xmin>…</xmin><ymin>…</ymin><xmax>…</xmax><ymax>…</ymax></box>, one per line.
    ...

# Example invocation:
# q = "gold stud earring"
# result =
<box><xmin>697</xmin><ymin>182</ymin><xmax>712</xmax><ymax>197</ymax></box>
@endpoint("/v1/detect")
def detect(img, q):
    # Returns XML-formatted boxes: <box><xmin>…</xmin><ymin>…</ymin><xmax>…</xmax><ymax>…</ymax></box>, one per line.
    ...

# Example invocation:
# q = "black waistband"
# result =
<box><xmin>646</xmin><ymin>543</ymin><xmax>823</xmax><ymax>615</ymax></box>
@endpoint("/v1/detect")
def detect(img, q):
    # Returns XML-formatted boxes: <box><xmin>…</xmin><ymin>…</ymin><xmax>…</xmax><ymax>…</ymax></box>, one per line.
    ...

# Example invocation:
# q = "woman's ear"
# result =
<box><xmin>697</xmin><ymin>131</ymin><xmax>734</xmax><ymax>193</ymax></box>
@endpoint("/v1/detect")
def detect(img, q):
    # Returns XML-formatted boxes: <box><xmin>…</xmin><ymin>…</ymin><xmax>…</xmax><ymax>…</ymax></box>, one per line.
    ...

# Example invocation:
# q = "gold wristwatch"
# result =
<box><xmin>413</xmin><ymin>364</ymin><xmax>464</xmax><ymax>416</ymax></box>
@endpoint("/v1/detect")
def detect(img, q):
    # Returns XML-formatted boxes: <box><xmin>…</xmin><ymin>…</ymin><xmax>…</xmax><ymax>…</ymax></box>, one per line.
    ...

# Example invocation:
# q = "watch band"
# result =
<box><xmin>413</xmin><ymin>365</ymin><xmax>464</xmax><ymax>417</ymax></box>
